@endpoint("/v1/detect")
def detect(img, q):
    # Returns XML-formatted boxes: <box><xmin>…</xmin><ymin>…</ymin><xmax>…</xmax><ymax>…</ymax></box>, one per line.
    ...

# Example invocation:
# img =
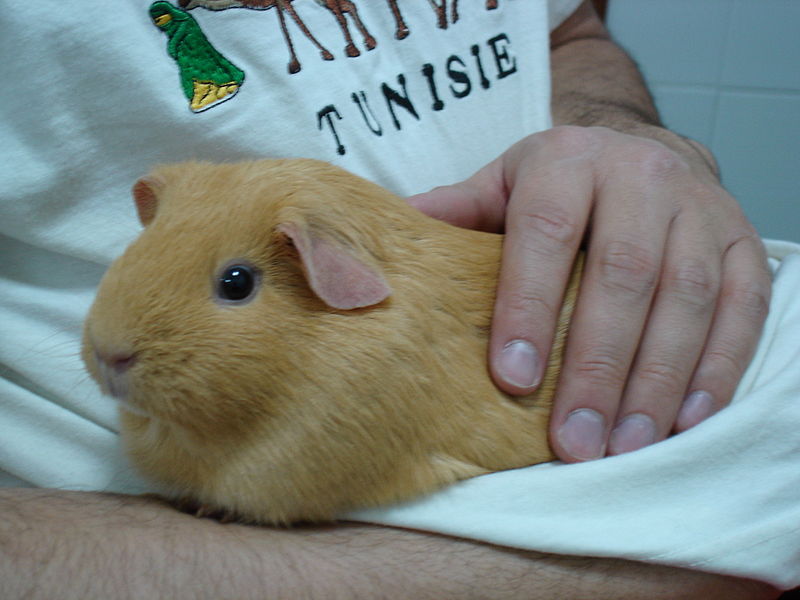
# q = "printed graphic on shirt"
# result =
<box><xmin>149</xmin><ymin>1</ymin><xmax>245</xmax><ymax>112</ymax></box>
<box><xmin>148</xmin><ymin>1</ymin><xmax>518</xmax><ymax>155</ymax></box>
<box><xmin>180</xmin><ymin>0</ymin><xmax>376</xmax><ymax>74</ymax></box>
<box><xmin>178</xmin><ymin>1</ymin><xmax>499</xmax><ymax>74</ymax></box>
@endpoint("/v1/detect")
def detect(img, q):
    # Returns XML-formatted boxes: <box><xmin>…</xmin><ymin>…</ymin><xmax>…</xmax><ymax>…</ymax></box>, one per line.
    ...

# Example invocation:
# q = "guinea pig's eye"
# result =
<box><xmin>217</xmin><ymin>264</ymin><xmax>259</xmax><ymax>303</ymax></box>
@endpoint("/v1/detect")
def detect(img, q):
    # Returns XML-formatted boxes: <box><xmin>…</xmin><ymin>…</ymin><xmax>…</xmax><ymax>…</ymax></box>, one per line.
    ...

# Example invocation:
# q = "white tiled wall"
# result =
<box><xmin>607</xmin><ymin>0</ymin><xmax>800</xmax><ymax>242</ymax></box>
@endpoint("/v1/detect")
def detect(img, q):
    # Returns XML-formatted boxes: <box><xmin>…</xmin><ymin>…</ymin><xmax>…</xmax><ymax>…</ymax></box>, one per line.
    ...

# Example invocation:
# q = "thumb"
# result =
<box><xmin>406</xmin><ymin>161</ymin><xmax>506</xmax><ymax>233</ymax></box>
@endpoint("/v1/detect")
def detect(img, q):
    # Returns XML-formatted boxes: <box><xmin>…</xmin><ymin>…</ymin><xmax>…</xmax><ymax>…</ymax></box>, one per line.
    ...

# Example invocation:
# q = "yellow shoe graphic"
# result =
<box><xmin>191</xmin><ymin>80</ymin><xmax>240</xmax><ymax>112</ymax></box>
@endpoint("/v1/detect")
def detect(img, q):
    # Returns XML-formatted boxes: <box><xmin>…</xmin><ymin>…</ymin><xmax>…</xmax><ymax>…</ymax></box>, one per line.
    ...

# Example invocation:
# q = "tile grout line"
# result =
<box><xmin>709</xmin><ymin>0</ymin><xmax>737</xmax><ymax>155</ymax></box>
<box><xmin>652</xmin><ymin>83</ymin><xmax>800</xmax><ymax>97</ymax></box>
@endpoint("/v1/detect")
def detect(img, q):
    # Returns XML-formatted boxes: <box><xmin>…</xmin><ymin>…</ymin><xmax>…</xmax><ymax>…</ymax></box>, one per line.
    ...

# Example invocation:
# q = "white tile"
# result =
<box><xmin>711</xmin><ymin>91</ymin><xmax>800</xmax><ymax>241</ymax></box>
<box><xmin>607</xmin><ymin>0</ymin><xmax>731</xmax><ymax>86</ymax></box>
<box><xmin>650</xmin><ymin>84</ymin><xmax>717</xmax><ymax>146</ymax></box>
<box><xmin>721</xmin><ymin>0</ymin><xmax>800</xmax><ymax>90</ymax></box>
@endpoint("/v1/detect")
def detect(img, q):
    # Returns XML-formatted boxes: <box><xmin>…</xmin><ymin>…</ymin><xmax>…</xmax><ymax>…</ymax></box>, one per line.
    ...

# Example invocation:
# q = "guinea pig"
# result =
<box><xmin>82</xmin><ymin>158</ymin><xmax>583</xmax><ymax>524</ymax></box>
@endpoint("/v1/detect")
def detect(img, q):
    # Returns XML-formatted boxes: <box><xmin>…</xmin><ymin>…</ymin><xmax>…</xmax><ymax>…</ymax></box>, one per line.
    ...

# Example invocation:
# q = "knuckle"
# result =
<box><xmin>725</xmin><ymin>279</ymin><xmax>771</xmax><ymax>324</ymax></box>
<box><xmin>540</xmin><ymin>125</ymin><xmax>600</xmax><ymax>155</ymax></box>
<box><xmin>572</xmin><ymin>346</ymin><xmax>628</xmax><ymax>388</ymax></box>
<box><xmin>502</xmin><ymin>287</ymin><xmax>558</xmax><ymax>322</ymax></box>
<box><xmin>661</xmin><ymin>259</ymin><xmax>719</xmax><ymax>308</ymax></box>
<box><xmin>684</xmin><ymin>178</ymin><xmax>726</xmax><ymax>208</ymax></box>
<box><xmin>634</xmin><ymin>141</ymin><xmax>689</xmax><ymax>181</ymax></box>
<box><xmin>598</xmin><ymin>240</ymin><xmax>659</xmax><ymax>297</ymax></box>
<box><xmin>513</xmin><ymin>205</ymin><xmax>582</xmax><ymax>248</ymax></box>
<box><xmin>703</xmin><ymin>345</ymin><xmax>747</xmax><ymax>380</ymax></box>
<box><xmin>635</xmin><ymin>359</ymin><xmax>686</xmax><ymax>395</ymax></box>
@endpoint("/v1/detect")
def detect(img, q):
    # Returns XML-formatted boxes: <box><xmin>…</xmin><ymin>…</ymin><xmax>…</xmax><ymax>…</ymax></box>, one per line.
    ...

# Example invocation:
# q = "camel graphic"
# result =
<box><xmin>178</xmin><ymin>0</ymin><xmax>501</xmax><ymax>73</ymax></box>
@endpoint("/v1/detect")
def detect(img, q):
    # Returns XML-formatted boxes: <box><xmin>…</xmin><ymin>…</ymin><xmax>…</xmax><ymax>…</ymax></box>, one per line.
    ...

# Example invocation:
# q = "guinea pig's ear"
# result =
<box><xmin>276</xmin><ymin>221</ymin><xmax>391</xmax><ymax>310</ymax></box>
<box><xmin>131</xmin><ymin>176</ymin><xmax>165</xmax><ymax>226</ymax></box>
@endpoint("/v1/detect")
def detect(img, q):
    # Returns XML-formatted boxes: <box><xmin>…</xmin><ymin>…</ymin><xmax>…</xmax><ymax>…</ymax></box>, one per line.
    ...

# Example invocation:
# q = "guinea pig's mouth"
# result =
<box><xmin>96</xmin><ymin>370</ymin><xmax>150</xmax><ymax>418</ymax></box>
<box><xmin>90</xmin><ymin>350</ymin><xmax>149</xmax><ymax>415</ymax></box>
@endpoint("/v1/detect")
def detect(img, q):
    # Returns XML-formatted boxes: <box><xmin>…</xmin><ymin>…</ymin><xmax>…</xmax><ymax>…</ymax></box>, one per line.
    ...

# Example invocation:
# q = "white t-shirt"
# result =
<box><xmin>2</xmin><ymin>0</ymin><xmax>798</xmax><ymax>590</ymax></box>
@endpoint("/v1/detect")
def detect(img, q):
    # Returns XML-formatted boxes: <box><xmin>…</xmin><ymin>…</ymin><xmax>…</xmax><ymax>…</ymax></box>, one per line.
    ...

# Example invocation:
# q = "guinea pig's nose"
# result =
<box><xmin>93</xmin><ymin>348</ymin><xmax>137</xmax><ymax>401</ymax></box>
<box><xmin>97</xmin><ymin>350</ymin><xmax>137</xmax><ymax>374</ymax></box>
<box><xmin>110</xmin><ymin>353</ymin><xmax>136</xmax><ymax>373</ymax></box>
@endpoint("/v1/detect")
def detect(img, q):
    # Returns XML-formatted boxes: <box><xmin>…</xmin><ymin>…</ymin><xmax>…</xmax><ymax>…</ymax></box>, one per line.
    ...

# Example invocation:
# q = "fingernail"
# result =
<box><xmin>608</xmin><ymin>413</ymin><xmax>657</xmax><ymax>455</ymax></box>
<box><xmin>497</xmin><ymin>340</ymin><xmax>541</xmax><ymax>389</ymax></box>
<box><xmin>557</xmin><ymin>409</ymin><xmax>607</xmax><ymax>461</ymax></box>
<box><xmin>676</xmin><ymin>390</ymin><xmax>714</xmax><ymax>431</ymax></box>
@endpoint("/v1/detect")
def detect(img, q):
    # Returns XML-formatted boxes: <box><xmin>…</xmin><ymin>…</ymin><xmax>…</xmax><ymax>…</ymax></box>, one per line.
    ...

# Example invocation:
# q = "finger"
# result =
<box><xmin>549</xmin><ymin>160</ymin><xmax>677</xmax><ymax>462</ymax></box>
<box><xmin>406</xmin><ymin>159</ymin><xmax>506</xmax><ymax>232</ymax></box>
<box><xmin>607</xmin><ymin>212</ymin><xmax>721</xmax><ymax>455</ymax></box>
<box><xmin>675</xmin><ymin>231</ymin><xmax>771</xmax><ymax>432</ymax></box>
<box><xmin>487</xmin><ymin>151</ymin><xmax>594</xmax><ymax>397</ymax></box>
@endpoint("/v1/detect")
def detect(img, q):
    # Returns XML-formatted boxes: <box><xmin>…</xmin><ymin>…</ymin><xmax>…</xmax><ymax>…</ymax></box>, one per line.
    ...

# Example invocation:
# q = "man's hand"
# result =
<box><xmin>408</xmin><ymin>126</ymin><xmax>771</xmax><ymax>463</ymax></box>
<box><xmin>409</xmin><ymin>0</ymin><xmax>771</xmax><ymax>463</ymax></box>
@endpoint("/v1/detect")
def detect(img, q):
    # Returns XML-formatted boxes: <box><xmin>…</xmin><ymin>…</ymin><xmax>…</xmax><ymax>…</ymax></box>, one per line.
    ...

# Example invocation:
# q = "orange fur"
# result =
<box><xmin>82</xmin><ymin>159</ymin><xmax>583</xmax><ymax>524</ymax></box>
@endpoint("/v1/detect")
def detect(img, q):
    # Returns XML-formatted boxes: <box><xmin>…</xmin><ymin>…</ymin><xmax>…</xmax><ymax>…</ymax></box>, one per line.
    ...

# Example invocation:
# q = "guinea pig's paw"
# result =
<box><xmin>169</xmin><ymin>497</ymin><xmax>233</xmax><ymax>522</ymax></box>
<box><xmin>193</xmin><ymin>503</ymin><xmax>221</xmax><ymax>520</ymax></box>
<box><xmin>197</xmin><ymin>504</ymin><xmax>240</xmax><ymax>524</ymax></box>
<box><xmin>169</xmin><ymin>495</ymin><xmax>202</xmax><ymax>515</ymax></box>
<box><xmin>172</xmin><ymin>497</ymin><xmax>221</xmax><ymax>519</ymax></box>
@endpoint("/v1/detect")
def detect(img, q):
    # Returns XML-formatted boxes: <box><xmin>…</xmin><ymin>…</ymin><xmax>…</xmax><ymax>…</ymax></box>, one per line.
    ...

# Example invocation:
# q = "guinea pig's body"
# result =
<box><xmin>83</xmin><ymin>159</ymin><xmax>581</xmax><ymax>524</ymax></box>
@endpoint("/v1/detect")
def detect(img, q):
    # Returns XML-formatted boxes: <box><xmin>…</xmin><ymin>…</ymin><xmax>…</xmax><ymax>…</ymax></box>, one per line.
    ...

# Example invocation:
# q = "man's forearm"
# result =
<box><xmin>1</xmin><ymin>489</ymin><xmax>293</xmax><ymax>599</ymax></box>
<box><xmin>550</xmin><ymin>2</ymin><xmax>719</xmax><ymax>177</ymax></box>
<box><xmin>0</xmin><ymin>488</ymin><xmax>778</xmax><ymax>600</ymax></box>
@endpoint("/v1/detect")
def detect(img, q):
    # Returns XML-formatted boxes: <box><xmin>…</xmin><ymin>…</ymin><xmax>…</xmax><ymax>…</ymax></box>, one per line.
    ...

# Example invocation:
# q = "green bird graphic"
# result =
<box><xmin>149</xmin><ymin>1</ymin><xmax>245</xmax><ymax>112</ymax></box>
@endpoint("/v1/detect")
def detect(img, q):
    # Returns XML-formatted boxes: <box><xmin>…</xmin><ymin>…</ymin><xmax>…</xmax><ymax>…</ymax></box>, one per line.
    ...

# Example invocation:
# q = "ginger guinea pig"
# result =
<box><xmin>82</xmin><ymin>159</ymin><xmax>582</xmax><ymax>524</ymax></box>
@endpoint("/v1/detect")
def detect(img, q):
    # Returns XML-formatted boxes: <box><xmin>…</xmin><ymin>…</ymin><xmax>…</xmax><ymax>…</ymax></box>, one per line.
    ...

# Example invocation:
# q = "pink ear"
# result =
<box><xmin>277</xmin><ymin>222</ymin><xmax>391</xmax><ymax>310</ymax></box>
<box><xmin>131</xmin><ymin>177</ymin><xmax>163</xmax><ymax>226</ymax></box>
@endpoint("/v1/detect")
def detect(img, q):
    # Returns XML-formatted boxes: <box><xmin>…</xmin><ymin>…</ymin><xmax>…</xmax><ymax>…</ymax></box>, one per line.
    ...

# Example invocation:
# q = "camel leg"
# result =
<box><xmin>428</xmin><ymin>0</ymin><xmax>448</xmax><ymax>30</ymax></box>
<box><xmin>281</xmin><ymin>0</ymin><xmax>334</xmax><ymax>66</ymax></box>
<box><xmin>340</xmin><ymin>0</ymin><xmax>377</xmax><ymax>51</ymax></box>
<box><xmin>324</xmin><ymin>0</ymin><xmax>360</xmax><ymax>57</ymax></box>
<box><xmin>385</xmin><ymin>0</ymin><xmax>409</xmax><ymax>39</ymax></box>
<box><xmin>274</xmin><ymin>2</ymin><xmax>302</xmax><ymax>73</ymax></box>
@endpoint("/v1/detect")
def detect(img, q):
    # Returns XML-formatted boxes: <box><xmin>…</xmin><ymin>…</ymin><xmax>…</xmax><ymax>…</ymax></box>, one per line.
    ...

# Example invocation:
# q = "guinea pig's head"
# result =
<box><xmin>82</xmin><ymin>159</ymin><xmax>395</xmax><ymax>437</ymax></box>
